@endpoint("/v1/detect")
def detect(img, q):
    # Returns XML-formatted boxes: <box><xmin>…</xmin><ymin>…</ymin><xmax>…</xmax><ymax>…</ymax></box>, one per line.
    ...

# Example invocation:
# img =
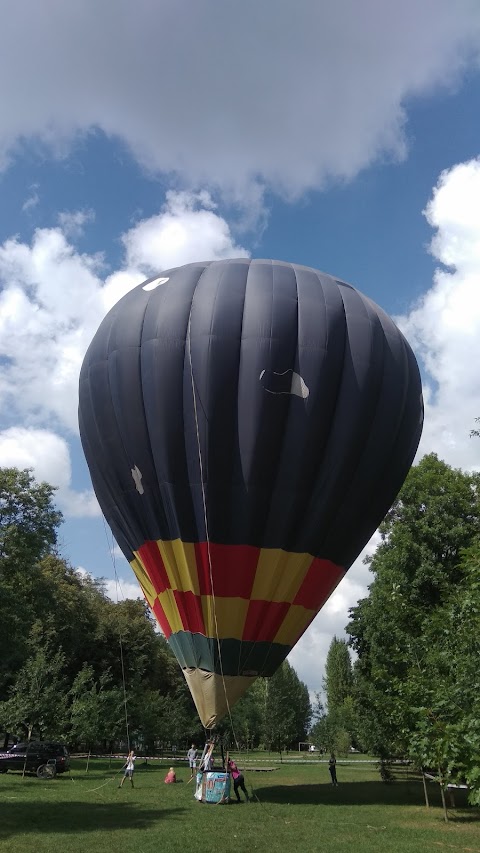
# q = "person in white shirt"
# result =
<box><xmin>119</xmin><ymin>750</ymin><xmax>136</xmax><ymax>788</ymax></box>
<box><xmin>187</xmin><ymin>744</ymin><xmax>197</xmax><ymax>779</ymax></box>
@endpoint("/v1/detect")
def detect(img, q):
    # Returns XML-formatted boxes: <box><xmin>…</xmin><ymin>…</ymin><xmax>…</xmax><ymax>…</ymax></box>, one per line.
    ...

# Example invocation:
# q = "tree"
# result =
<box><xmin>0</xmin><ymin>640</ymin><xmax>67</xmax><ymax>741</ymax></box>
<box><xmin>347</xmin><ymin>454</ymin><xmax>480</xmax><ymax>758</ymax></box>
<box><xmin>0</xmin><ymin>466</ymin><xmax>318</xmax><ymax>752</ymax></box>
<box><xmin>324</xmin><ymin>637</ymin><xmax>353</xmax><ymax>713</ymax></box>
<box><xmin>310</xmin><ymin>699</ymin><xmax>334</xmax><ymax>753</ymax></box>
<box><xmin>310</xmin><ymin>638</ymin><xmax>358</xmax><ymax>755</ymax></box>
<box><xmin>220</xmin><ymin>679</ymin><xmax>264</xmax><ymax>750</ymax></box>
<box><xmin>261</xmin><ymin>661</ymin><xmax>311</xmax><ymax>751</ymax></box>
<box><xmin>311</xmin><ymin>693</ymin><xmax>358</xmax><ymax>756</ymax></box>
<box><xmin>0</xmin><ymin>468</ymin><xmax>63</xmax><ymax>696</ymax></box>
<box><xmin>407</xmin><ymin>542</ymin><xmax>480</xmax><ymax>804</ymax></box>
<box><xmin>0</xmin><ymin>468</ymin><xmax>62</xmax><ymax>565</ymax></box>
<box><xmin>69</xmin><ymin>664</ymin><xmax>128</xmax><ymax>753</ymax></box>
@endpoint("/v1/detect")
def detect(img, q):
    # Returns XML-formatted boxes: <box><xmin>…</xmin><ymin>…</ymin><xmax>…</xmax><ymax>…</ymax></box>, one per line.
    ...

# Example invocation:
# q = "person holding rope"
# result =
<box><xmin>227</xmin><ymin>758</ymin><xmax>249</xmax><ymax>803</ymax></box>
<box><xmin>119</xmin><ymin>750</ymin><xmax>136</xmax><ymax>788</ymax></box>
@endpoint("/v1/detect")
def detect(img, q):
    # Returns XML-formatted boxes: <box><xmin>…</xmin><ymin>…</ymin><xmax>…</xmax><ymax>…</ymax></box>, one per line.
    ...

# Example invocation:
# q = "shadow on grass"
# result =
<box><xmin>0</xmin><ymin>802</ymin><xmax>185</xmax><ymax>839</ymax></box>
<box><xmin>250</xmin><ymin>780</ymin><xmax>473</xmax><ymax>811</ymax></box>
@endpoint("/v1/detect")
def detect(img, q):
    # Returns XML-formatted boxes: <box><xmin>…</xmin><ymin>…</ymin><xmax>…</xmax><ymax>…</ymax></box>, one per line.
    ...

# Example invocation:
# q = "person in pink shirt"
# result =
<box><xmin>164</xmin><ymin>766</ymin><xmax>176</xmax><ymax>783</ymax></box>
<box><xmin>227</xmin><ymin>758</ymin><xmax>249</xmax><ymax>802</ymax></box>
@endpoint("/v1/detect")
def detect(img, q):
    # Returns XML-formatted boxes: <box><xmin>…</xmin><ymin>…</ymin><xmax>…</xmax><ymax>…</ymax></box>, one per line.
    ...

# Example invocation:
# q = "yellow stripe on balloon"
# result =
<box><xmin>273</xmin><ymin>604</ymin><xmax>316</xmax><ymax>645</ymax></box>
<box><xmin>157</xmin><ymin>539</ymin><xmax>200</xmax><ymax>595</ymax></box>
<box><xmin>201</xmin><ymin>595</ymin><xmax>249</xmax><ymax>640</ymax></box>
<box><xmin>158</xmin><ymin>588</ymin><xmax>183</xmax><ymax>634</ymax></box>
<box><xmin>130</xmin><ymin>553</ymin><xmax>157</xmax><ymax>608</ymax></box>
<box><xmin>251</xmin><ymin>549</ymin><xmax>313</xmax><ymax>603</ymax></box>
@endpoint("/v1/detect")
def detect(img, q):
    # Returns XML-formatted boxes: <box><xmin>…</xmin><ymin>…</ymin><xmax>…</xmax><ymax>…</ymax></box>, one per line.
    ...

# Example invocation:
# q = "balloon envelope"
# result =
<box><xmin>78</xmin><ymin>259</ymin><xmax>423</xmax><ymax>727</ymax></box>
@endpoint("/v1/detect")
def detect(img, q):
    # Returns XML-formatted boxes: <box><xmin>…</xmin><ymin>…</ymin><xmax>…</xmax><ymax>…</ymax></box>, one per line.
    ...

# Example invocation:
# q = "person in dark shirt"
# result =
<box><xmin>329</xmin><ymin>753</ymin><xmax>338</xmax><ymax>785</ymax></box>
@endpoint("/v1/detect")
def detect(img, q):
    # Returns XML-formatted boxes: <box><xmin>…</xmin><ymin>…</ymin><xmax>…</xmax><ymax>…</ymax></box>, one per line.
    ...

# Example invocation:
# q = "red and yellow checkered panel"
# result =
<box><xmin>130</xmin><ymin>539</ymin><xmax>344</xmax><ymax>649</ymax></box>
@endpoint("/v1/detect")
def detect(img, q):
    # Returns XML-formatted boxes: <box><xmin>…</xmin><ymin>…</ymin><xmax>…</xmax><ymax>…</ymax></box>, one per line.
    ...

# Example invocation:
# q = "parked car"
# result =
<box><xmin>0</xmin><ymin>741</ymin><xmax>70</xmax><ymax>777</ymax></box>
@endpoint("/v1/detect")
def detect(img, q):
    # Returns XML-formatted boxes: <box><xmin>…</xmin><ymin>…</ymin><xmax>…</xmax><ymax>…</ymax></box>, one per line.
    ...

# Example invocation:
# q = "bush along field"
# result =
<box><xmin>0</xmin><ymin>756</ymin><xmax>478</xmax><ymax>853</ymax></box>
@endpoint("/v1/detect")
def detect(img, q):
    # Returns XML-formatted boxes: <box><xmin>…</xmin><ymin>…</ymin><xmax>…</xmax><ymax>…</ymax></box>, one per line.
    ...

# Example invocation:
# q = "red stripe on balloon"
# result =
<box><xmin>293</xmin><ymin>557</ymin><xmax>345</xmax><ymax>609</ymax></box>
<box><xmin>174</xmin><ymin>590</ymin><xmax>205</xmax><ymax>634</ymax></box>
<box><xmin>137</xmin><ymin>540</ymin><xmax>170</xmax><ymax>593</ymax></box>
<box><xmin>151</xmin><ymin>598</ymin><xmax>172</xmax><ymax>639</ymax></box>
<box><xmin>242</xmin><ymin>600</ymin><xmax>290</xmax><ymax>643</ymax></box>
<box><xmin>194</xmin><ymin>542</ymin><xmax>260</xmax><ymax>598</ymax></box>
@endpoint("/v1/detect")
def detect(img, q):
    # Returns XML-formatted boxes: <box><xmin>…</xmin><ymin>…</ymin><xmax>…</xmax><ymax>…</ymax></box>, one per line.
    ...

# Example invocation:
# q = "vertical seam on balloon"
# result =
<box><xmin>269</xmin><ymin>259</ymin><xmax>298</xmax><ymax>553</ymax></box>
<box><xmin>186</xmin><ymin>272</ymin><xmax>238</xmax><ymax>738</ymax></box>
<box><xmin>320</xmin><ymin>286</ymin><xmax>373</xmax><ymax>530</ymax></box>
<box><xmin>298</xmin><ymin>280</ymin><xmax>351</xmax><ymax>555</ymax></box>
<box><xmin>180</xmin><ymin>264</ymin><xmax>211</xmax><ymax>675</ymax></box>
<box><xmin>235</xmin><ymin>260</ymin><xmax>252</xmax><ymax>680</ymax></box>
<box><xmin>91</xmin><ymin>292</ymin><xmax>151</xmax><ymax>546</ymax></box>
<box><xmin>286</xmin><ymin>272</ymin><xmax>344</xmax><ymax>558</ymax></box>
<box><xmin>237</xmin><ymin>259</ymin><xmax>276</xmax><ymax>678</ymax></box>
<box><xmin>259</xmin><ymin>261</ymin><xmax>299</xmax><ymax>676</ymax></box>
<box><xmin>379</xmin><ymin>328</ymin><xmax>422</xmax><ymax>507</ymax></box>
<box><xmin>82</xmin><ymin>330</ymin><xmax>119</xmax><ymax>527</ymax></box>
<box><xmin>319</xmin><ymin>295</ymin><xmax>406</xmax><ymax>567</ymax></box>
<box><xmin>203</xmin><ymin>262</ymin><xmax>225</xmax><ymax>484</ymax></box>
<box><xmin>142</xmin><ymin>278</ymin><xmax>189</xmax><ymax>544</ymax></box>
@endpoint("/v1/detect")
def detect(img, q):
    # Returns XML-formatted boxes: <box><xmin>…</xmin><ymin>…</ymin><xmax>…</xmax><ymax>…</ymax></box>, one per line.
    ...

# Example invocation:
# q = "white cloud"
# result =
<box><xmin>0</xmin><ymin>228</ymin><xmax>105</xmax><ymax>433</ymax></box>
<box><xmin>22</xmin><ymin>185</ymin><xmax>40</xmax><ymax>213</ymax></box>
<box><xmin>57</xmin><ymin>209</ymin><xmax>95</xmax><ymax>240</ymax></box>
<box><xmin>0</xmin><ymin>193</ymin><xmax>250</xmax><ymax>518</ymax></box>
<box><xmin>295</xmin><ymin>157</ymin><xmax>480</xmax><ymax>690</ymax></box>
<box><xmin>398</xmin><ymin>158</ymin><xmax>480</xmax><ymax>472</ymax></box>
<box><xmin>0</xmin><ymin>3</ymin><xmax>479</xmax><ymax>203</ymax></box>
<box><xmin>292</xmin><ymin>160</ymin><xmax>480</xmax><ymax>692</ymax></box>
<box><xmin>0</xmin><ymin>426</ymin><xmax>99</xmax><ymax>517</ymax></box>
<box><xmin>122</xmin><ymin>191</ymin><xmax>249</xmax><ymax>274</ymax></box>
<box><xmin>75</xmin><ymin>566</ymin><xmax>142</xmax><ymax>602</ymax></box>
<box><xmin>103</xmin><ymin>577</ymin><xmax>143</xmax><ymax>603</ymax></box>
<box><xmin>0</xmin><ymin>192</ymin><xmax>246</xmax><ymax>438</ymax></box>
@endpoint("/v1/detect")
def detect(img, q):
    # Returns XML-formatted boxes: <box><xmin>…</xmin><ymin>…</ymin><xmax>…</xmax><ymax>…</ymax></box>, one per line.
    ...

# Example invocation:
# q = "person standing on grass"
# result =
<box><xmin>227</xmin><ymin>758</ymin><xmax>249</xmax><ymax>802</ymax></box>
<box><xmin>329</xmin><ymin>753</ymin><xmax>338</xmax><ymax>785</ymax></box>
<box><xmin>187</xmin><ymin>744</ymin><xmax>197</xmax><ymax>779</ymax></box>
<box><xmin>119</xmin><ymin>750</ymin><xmax>136</xmax><ymax>788</ymax></box>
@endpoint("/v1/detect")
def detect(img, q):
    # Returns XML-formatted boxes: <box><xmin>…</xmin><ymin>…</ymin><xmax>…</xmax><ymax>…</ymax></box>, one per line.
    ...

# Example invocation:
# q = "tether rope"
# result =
<box><xmin>103</xmin><ymin>519</ymin><xmax>131</xmax><ymax>755</ymax></box>
<box><xmin>185</xmin><ymin>306</ymin><xmax>293</xmax><ymax>820</ymax></box>
<box><xmin>186</xmin><ymin>312</ymin><xmax>240</xmax><ymax>752</ymax></box>
<box><xmin>68</xmin><ymin>519</ymin><xmax>134</xmax><ymax>794</ymax></box>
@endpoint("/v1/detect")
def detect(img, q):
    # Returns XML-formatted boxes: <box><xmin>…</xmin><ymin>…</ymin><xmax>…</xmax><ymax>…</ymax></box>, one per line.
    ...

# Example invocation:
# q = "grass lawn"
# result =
<box><xmin>0</xmin><ymin>756</ymin><xmax>478</xmax><ymax>853</ymax></box>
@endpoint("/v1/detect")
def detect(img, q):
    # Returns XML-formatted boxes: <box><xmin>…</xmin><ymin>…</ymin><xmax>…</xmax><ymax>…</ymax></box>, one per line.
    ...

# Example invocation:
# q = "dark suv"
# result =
<box><xmin>0</xmin><ymin>742</ymin><xmax>70</xmax><ymax>777</ymax></box>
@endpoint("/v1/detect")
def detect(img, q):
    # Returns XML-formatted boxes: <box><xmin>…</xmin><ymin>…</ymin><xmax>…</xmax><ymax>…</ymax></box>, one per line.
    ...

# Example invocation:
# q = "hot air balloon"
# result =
<box><xmin>78</xmin><ymin>259</ymin><xmax>423</xmax><ymax>728</ymax></box>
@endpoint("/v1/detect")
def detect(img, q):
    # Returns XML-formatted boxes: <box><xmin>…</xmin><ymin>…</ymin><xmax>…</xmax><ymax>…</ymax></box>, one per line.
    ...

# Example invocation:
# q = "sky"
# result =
<box><xmin>0</xmin><ymin>1</ymin><xmax>480</xmax><ymax>697</ymax></box>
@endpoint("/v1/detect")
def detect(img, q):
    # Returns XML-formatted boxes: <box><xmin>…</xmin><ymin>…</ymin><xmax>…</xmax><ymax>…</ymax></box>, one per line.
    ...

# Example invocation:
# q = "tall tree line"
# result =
<box><xmin>346</xmin><ymin>453</ymin><xmax>480</xmax><ymax>803</ymax></box>
<box><xmin>311</xmin><ymin>637</ymin><xmax>357</xmax><ymax>755</ymax></box>
<box><xmin>0</xmin><ymin>467</ymin><xmax>311</xmax><ymax>751</ymax></box>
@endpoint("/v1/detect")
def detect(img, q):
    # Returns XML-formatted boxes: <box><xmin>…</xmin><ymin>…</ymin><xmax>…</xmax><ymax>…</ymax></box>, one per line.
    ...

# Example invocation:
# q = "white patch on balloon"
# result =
<box><xmin>142</xmin><ymin>276</ymin><xmax>170</xmax><ymax>291</ymax></box>
<box><xmin>131</xmin><ymin>465</ymin><xmax>144</xmax><ymax>494</ymax></box>
<box><xmin>259</xmin><ymin>368</ymin><xmax>310</xmax><ymax>399</ymax></box>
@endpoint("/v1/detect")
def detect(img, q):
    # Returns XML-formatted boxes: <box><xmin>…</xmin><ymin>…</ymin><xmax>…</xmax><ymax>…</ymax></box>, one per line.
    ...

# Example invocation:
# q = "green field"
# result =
<box><xmin>0</xmin><ymin>757</ymin><xmax>478</xmax><ymax>853</ymax></box>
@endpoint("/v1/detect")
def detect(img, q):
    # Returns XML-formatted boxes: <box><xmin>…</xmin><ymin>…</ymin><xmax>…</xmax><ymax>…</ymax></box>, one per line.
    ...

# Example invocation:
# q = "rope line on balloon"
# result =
<box><xmin>186</xmin><ymin>311</ymin><xmax>282</xmax><ymax>815</ymax></box>
<box><xmin>185</xmin><ymin>312</ymin><xmax>296</xmax><ymax>819</ymax></box>
<box><xmin>186</xmin><ymin>312</ymin><xmax>240</xmax><ymax>754</ymax></box>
